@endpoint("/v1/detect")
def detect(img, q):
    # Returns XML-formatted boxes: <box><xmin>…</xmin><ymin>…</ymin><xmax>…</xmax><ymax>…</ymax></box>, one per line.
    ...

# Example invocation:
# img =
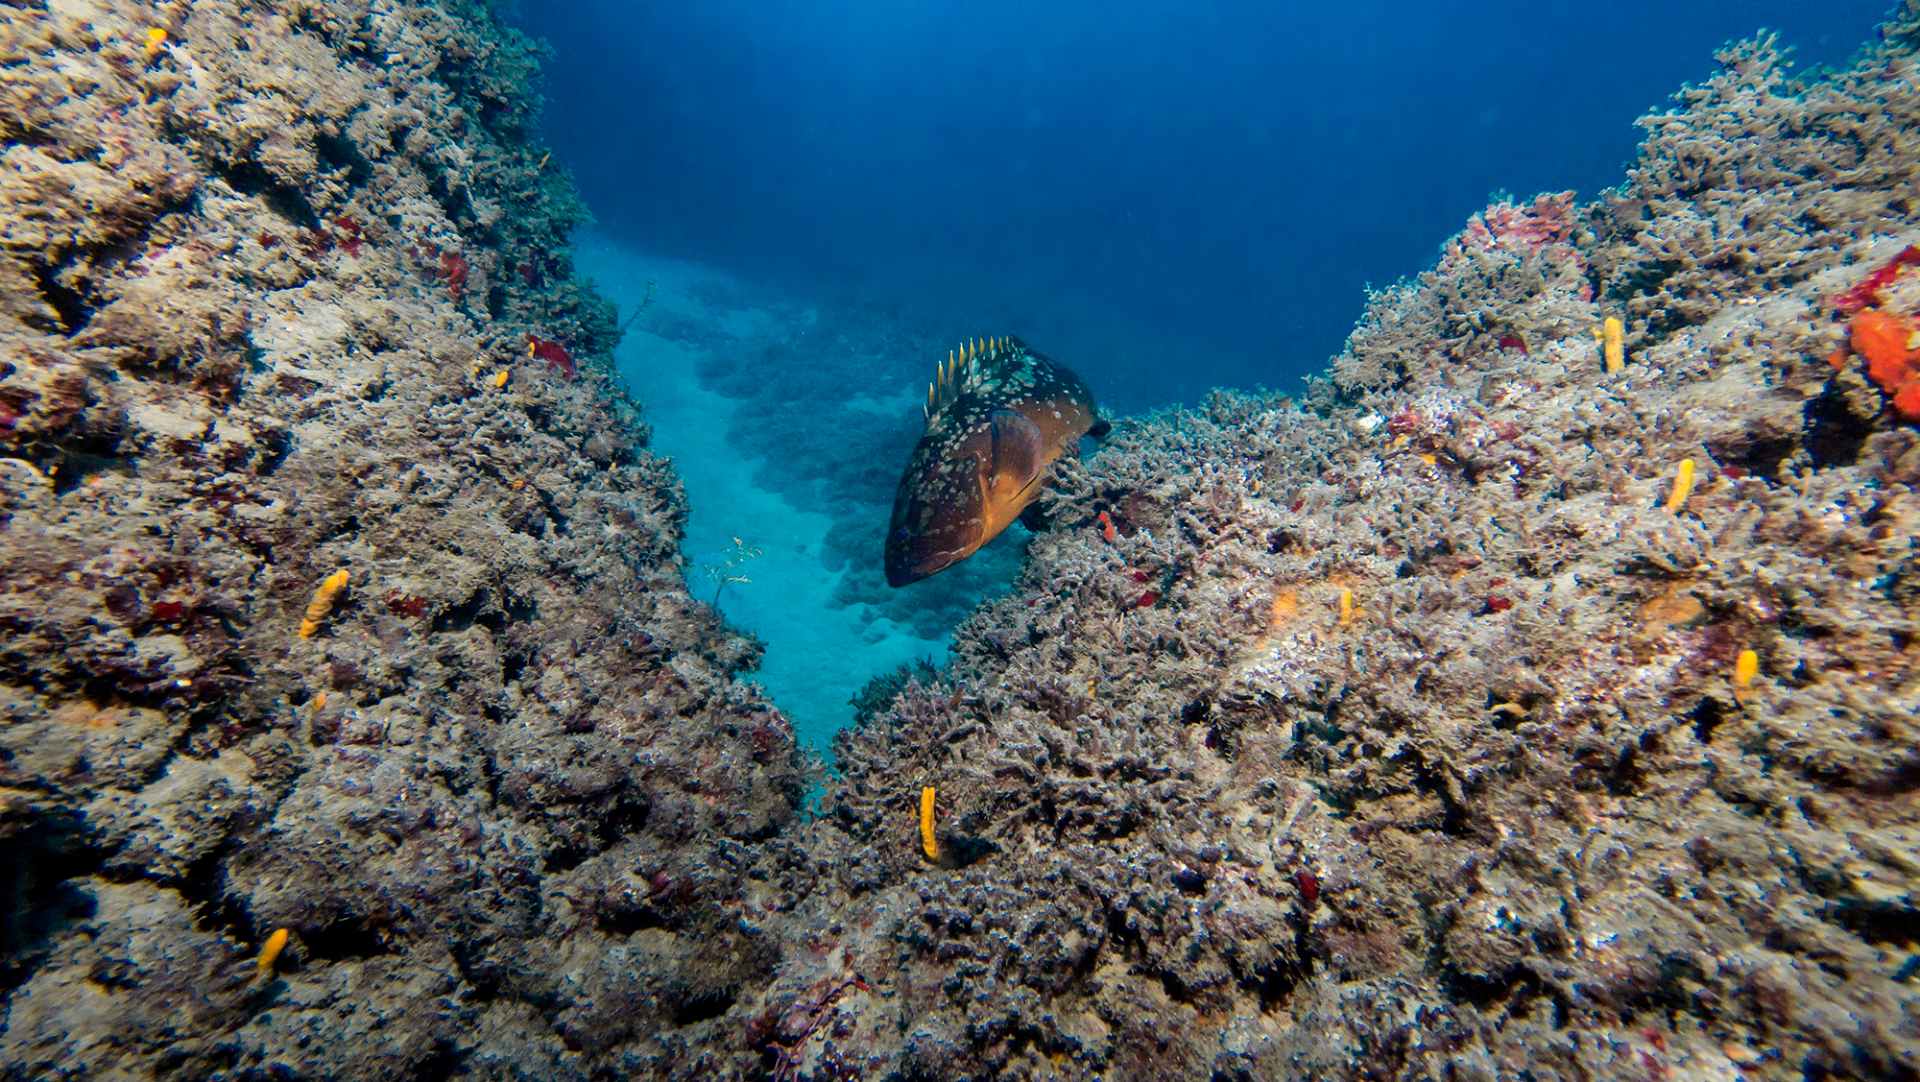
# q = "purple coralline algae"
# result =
<box><xmin>3</xmin><ymin>1</ymin><xmax>1918</xmax><ymax>1080</ymax></box>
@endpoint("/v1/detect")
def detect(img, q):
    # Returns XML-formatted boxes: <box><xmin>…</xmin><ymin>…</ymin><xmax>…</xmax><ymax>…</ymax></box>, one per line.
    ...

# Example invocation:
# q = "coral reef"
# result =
<box><xmin>1</xmin><ymin>1</ymin><xmax>800</xmax><ymax>1077</ymax></box>
<box><xmin>5</xmin><ymin>0</ymin><xmax>1920</xmax><ymax>1080</ymax></box>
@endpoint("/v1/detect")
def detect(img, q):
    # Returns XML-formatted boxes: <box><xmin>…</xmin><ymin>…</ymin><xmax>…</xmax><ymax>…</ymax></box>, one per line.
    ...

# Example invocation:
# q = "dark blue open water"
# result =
<box><xmin>518</xmin><ymin>1</ymin><xmax>1884</xmax><ymax>409</ymax></box>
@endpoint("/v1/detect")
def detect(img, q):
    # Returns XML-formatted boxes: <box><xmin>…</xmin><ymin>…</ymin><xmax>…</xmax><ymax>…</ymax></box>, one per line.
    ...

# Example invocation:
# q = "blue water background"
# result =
<box><xmin>518</xmin><ymin>1</ymin><xmax>1885</xmax><ymax>411</ymax></box>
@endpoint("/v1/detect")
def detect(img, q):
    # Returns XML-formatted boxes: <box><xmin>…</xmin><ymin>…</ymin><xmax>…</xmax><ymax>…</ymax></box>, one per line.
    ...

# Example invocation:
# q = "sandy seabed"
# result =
<box><xmin>573</xmin><ymin>233</ymin><xmax>951</xmax><ymax>750</ymax></box>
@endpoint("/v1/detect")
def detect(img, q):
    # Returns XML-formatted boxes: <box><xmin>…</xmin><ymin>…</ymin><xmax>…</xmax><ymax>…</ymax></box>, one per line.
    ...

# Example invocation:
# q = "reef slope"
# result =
<box><xmin>1</xmin><ymin>2</ymin><xmax>801</xmax><ymax>1077</ymax></box>
<box><xmin>756</xmin><ymin>13</ymin><xmax>1920</xmax><ymax>1082</ymax></box>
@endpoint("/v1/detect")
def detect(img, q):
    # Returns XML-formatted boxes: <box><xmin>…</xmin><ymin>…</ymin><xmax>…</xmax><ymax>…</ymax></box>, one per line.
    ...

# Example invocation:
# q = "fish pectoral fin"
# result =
<box><xmin>989</xmin><ymin>409</ymin><xmax>1046</xmax><ymax>494</ymax></box>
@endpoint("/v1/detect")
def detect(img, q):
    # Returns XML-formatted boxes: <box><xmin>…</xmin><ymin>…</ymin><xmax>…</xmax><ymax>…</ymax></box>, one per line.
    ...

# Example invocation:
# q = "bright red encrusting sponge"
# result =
<box><xmin>528</xmin><ymin>335</ymin><xmax>575</xmax><ymax>379</ymax></box>
<box><xmin>1824</xmin><ymin>251</ymin><xmax>1920</xmax><ymax>422</ymax></box>
<box><xmin>1293</xmin><ymin>869</ymin><xmax>1320</xmax><ymax>906</ymax></box>
<box><xmin>1832</xmin><ymin>245</ymin><xmax>1920</xmax><ymax>314</ymax></box>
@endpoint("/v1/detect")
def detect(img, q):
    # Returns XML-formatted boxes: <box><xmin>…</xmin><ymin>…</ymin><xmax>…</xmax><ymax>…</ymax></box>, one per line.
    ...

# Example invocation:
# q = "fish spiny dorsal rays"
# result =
<box><xmin>923</xmin><ymin>335</ymin><xmax>1008</xmax><ymax>423</ymax></box>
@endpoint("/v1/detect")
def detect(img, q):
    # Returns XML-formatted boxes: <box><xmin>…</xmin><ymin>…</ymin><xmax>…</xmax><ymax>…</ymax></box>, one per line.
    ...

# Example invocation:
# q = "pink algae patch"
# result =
<box><xmin>1457</xmin><ymin>192</ymin><xmax>1577</xmax><ymax>255</ymax></box>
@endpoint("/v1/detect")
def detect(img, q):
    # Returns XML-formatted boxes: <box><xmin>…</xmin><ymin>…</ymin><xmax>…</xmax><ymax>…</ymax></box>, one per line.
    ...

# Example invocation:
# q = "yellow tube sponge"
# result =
<box><xmin>298</xmin><ymin>570</ymin><xmax>349</xmax><ymax>639</ymax></box>
<box><xmin>1664</xmin><ymin>458</ymin><xmax>1696</xmax><ymax>514</ymax></box>
<box><xmin>256</xmin><ymin>927</ymin><xmax>289</xmax><ymax>977</ymax></box>
<box><xmin>1734</xmin><ymin>649</ymin><xmax>1758</xmax><ymax>689</ymax></box>
<box><xmin>919</xmin><ymin>786</ymin><xmax>939</xmax><ymax>861</ymax></box>
<box><xmin>1337</xmin><ymin>586</ymin><xmax>1355</xmax><ymax>626</ymax></box>
<box><xmin>1594</xmin><ymin>316</ymin><xmax>1625</xmax><ymax>373</ymax></box>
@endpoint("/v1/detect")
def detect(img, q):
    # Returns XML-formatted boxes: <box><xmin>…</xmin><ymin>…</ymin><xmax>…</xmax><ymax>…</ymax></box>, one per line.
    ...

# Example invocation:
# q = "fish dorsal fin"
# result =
<box><xmin>924</xmin><ymin>335</ymin><xmax>1012</xmax><ymax>425</ymax></box>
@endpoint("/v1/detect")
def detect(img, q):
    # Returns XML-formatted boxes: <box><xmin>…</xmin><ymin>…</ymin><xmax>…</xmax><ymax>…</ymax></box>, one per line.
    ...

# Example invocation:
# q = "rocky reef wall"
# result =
<box><xmin>4</xmin><ymin>1</ymin><xmax>1919</xmax><ymax>1080</ymax></box>
<box><xmin>749</xmin><ymin>12</ymin><xmax>1920</xmax><ymax>1082</ymax></box>
<box><xmin>2</xmin><ymin>2</ymin><xmax>802</xmax><ymax>1076</ymax></box>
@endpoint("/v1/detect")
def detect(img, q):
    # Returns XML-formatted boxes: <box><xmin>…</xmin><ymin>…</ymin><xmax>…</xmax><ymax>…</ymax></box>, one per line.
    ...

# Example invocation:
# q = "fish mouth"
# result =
<box><xmin>885</xmin><ymin>543</ymin><xmax>970</xmax><ymax>587</ymax></box>
<box><xmin>883</xmin><ymin>530</ymin><xmax>932</xmax><ymax>587</ymax></box>
<box><xmin>884</xmin><ymin>519</ymin><xmax>984</xmax><ymax>587</ymax></box>
<box><xmin>885</xmin><ymin>450</ymin><xmax>996</xmax><ymax>587</ymax></box>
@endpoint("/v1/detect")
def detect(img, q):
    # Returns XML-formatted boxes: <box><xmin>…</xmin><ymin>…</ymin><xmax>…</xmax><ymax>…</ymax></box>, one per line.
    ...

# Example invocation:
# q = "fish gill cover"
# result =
<box><xmin>1</xmin><ymin>2</ymin><xmax>1919</xmax><ymax>1081</ymax></box>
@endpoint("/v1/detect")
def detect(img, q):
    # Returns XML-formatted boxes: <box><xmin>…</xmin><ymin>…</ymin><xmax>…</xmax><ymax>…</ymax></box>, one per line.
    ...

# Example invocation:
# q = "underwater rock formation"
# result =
<box><xmin>2</xmin><ymin>2</ymin><xmax>801</xmax><ymax>1077</ymax></box>
<box><xmin>750</xmin><ymin>14</ymin><xmax>1920</xmax><ymax>1082</ymax></box>
<box><xmin>3</xmin><ymin>2</ymin><xmax>1919</xmax><ymax>1081</ymax></box>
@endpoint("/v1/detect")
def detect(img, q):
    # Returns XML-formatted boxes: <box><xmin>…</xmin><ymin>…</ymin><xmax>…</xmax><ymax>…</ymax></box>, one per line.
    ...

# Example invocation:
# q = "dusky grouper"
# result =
<box><xmin>885</xmin><ymin>336</ymin><xmax>1106</xmax><ymax>587</ymax></box>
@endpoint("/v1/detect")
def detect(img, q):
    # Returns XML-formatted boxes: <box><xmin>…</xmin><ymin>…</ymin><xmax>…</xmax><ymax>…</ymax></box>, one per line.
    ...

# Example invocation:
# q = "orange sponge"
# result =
<box><xmin>1848</xmin><ymin>309</ymin><xmax>1920</xmax><ymax>420</ymax></box>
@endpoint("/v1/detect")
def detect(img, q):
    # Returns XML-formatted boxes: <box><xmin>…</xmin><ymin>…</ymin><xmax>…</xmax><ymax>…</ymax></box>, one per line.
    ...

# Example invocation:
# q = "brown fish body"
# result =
<box><xmin>885</xmin><ymin>336</ymin><xmax>1102</xmax><ymax>587</ymax></box>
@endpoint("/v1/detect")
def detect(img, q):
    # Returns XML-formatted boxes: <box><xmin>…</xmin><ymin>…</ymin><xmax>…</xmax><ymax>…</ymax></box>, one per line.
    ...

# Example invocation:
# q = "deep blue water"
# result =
<box><xmin>514</xmin><ymin>1</ymin><xmax>1888</xmax><ymax>412</ymax></box>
